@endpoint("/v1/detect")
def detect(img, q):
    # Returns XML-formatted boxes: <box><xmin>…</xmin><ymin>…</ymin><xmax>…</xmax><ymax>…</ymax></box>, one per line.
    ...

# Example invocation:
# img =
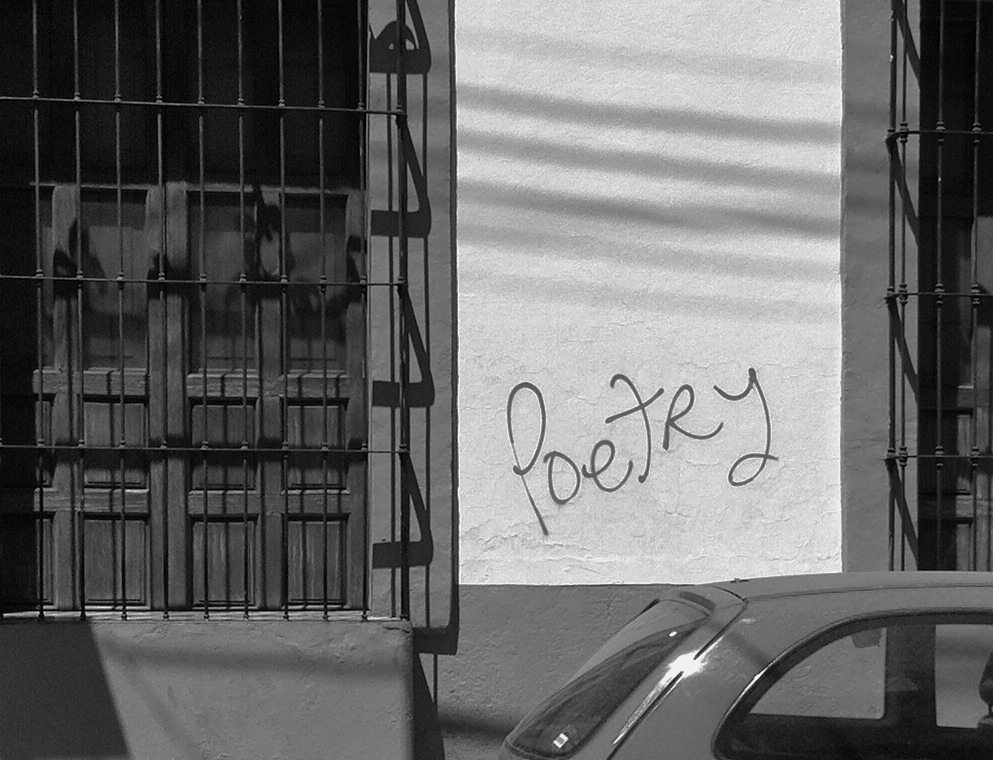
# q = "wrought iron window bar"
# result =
<box><xmin>0</xmin><ymin>0</ymin><xmax>414</xmax><ymax>620</ymax></box>
<box><xmin>887</xmin><ymin>0</ymin><xmax>993</xmax><ymax>572</ymax></box>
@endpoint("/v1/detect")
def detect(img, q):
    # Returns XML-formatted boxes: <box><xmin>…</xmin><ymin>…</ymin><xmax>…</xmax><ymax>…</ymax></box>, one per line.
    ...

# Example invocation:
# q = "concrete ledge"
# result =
<box><xmin>0</xmin><ymin>618</ymin><xmax>413</xmax><ymax>760</ymax></box>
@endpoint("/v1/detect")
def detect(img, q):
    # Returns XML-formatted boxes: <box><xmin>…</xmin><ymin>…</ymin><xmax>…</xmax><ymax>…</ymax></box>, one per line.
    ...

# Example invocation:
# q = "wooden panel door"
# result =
<box><xmin>182</xmin><ymin>187</ymin><xmax>367</xmax><ymax>611</ymax></box>
<box><xmin>0</xmin><ymin>183</ymin><xmax>366</xmax><ymax>612</ymax></box>
<box><xmin>0</xmin><ymin>0</ymin><xmax>367</xmax><ymax>613</ymax></box>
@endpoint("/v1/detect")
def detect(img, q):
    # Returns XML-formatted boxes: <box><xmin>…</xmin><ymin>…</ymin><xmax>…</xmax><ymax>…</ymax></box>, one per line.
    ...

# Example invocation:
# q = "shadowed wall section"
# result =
<box><xmin>366</xmin><ymin>0</ymin><xmax>458</xmax><ymax>637</ymax></box>
<box><xmin>424</xmin><ymin>585</ymin><xmax>672</xmax><ymax>760</ymax></box>
<box><xmin>0</xmin><ymin>619</ymin><xmax>413</xmax><ymax>760</ymax></box>
<box><xmin>840</xmin><ymin>0</ymin><xmax>896</xmax><ymax>571</ymax></box>
<box><xmin>0</xmin><ymin>622</ymin><xmax>129</xmax><ymax>760</ymax></box>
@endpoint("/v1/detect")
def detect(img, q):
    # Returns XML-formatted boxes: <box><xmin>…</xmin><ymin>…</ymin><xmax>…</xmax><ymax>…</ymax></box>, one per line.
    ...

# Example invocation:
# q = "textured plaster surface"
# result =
<box><xmin>456</xmin><ymin>0</ymin><xmax>844</xmax><ymax>584</ymax></box>
<box><xmin>0</xmin><ymin>620</ymin><xmax>412</xmax><ymax>760</ymax></box>
<box><xmin>364</xmin><ymin>0</ymin><xmax>457</xmax><ymax>629</ymax></box>
<box><xmin>839</xmin><ymin>0</ymin><xmax>905</xmax><ymax>569</ymax></box>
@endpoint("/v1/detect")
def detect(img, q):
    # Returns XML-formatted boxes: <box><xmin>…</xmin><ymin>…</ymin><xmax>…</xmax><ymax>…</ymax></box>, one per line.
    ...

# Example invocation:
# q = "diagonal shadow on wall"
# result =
<box><xmin>0</xmin><ymin>621</ymin><xmax>129</xmax><ymax>760</ymax></box>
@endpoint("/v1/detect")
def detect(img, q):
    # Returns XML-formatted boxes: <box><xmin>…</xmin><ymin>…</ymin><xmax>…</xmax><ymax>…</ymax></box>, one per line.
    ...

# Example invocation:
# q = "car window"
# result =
<box><xmin>935</xmin><ymin>624</ymin><xmax>993</xmax><ymax>728</ymax></box>
<box><xmin>505</xmin><ymin>600</ymin><xmax>709</xmax><ymax>760</ymax></box>
<box><xmin>750</xmin><ymin>628</ymin><xmax>886</xmax><ymax>719</ymax></box>
<box><xmin>717</xmin><ymin>617</ymin><xmax>993</xmax><ymax>760</ymax></box>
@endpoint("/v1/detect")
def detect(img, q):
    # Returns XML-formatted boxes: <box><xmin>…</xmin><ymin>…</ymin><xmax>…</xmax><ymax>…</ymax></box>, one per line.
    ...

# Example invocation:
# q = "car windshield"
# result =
<box><xmin>506</xmin><ymin>599</ymin><xmax>709</xmax><ymax>759</ymax></box>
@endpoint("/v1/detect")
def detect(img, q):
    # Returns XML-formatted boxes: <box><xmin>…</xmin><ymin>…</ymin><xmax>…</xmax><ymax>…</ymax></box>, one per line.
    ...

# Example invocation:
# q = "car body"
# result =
<box><xmin>499</xmin><ymin>571</ymin><xmax>993</xmax><ymax>760</ymax></box>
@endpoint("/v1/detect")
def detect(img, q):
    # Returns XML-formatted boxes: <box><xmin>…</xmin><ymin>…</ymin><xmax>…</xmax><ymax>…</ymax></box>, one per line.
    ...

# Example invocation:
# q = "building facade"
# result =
<box><xmin>0</xmin><ymin>0</ymin><xmax>455</xmax><ymax>756</ymax></box>
<box><xmin>441</xmin><ymin>0</ymin><xmax>841</xmax><ymax>756</ymax></box>
<box><xmin>439</xmin><ymin>0</ymin><xmax>982</xmax><ymax>758</ymax></box>
<box><xmin>0</xmin><ymin>0</ymin><xmax>976</xmax><ymax>758</ymax></box>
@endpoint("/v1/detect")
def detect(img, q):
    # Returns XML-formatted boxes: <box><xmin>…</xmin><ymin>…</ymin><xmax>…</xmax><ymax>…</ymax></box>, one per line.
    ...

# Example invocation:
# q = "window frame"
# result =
<box><xmin>0</xmin><ymin>0</ymin><xmax>372</xmax><ymax>616</ymax></box>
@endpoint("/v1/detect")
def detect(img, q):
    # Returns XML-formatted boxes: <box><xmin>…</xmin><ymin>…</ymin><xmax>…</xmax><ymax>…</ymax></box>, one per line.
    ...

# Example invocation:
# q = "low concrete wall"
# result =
<box><xmin>0</xmin><ymin>618</ymin><xmax>412</xmax><ymax>760</ymax></box>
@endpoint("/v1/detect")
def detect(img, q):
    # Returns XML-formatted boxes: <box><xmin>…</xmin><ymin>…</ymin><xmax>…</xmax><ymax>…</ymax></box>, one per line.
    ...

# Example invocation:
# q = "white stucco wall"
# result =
<box><xmin>456</xmin><ymin>1</ymin><xmax>843</xmax><ymax>584</ymax></box>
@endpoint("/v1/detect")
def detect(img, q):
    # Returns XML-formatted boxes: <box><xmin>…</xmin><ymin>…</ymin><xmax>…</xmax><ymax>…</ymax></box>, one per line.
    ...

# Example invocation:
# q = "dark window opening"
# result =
<box><xmin>890</xmin><ymin>0</ymin><xmax>993</xmax><ymax>571</ymax></box>
<box><xmin>0</xmin><ymin>0</ymin><xmax>370</xmax><ymax>615</ymax></box>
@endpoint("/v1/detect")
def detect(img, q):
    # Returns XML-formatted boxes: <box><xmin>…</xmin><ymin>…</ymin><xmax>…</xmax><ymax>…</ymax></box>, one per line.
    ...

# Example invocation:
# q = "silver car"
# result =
<box><xmin>500</xmin><ymin>572</ymin><xmax>993</xmax><ymax>760</ymax></box>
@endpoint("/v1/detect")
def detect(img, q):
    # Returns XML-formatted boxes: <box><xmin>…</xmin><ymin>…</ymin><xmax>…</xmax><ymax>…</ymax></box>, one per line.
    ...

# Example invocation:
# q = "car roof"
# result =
<box><xmin>707</xmin><ymin>570</ymin><xmax>993</xmax><ymax>601</ymax></box>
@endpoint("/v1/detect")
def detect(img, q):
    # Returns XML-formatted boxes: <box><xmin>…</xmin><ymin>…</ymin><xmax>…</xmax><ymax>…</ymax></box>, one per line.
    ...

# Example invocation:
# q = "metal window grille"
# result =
<box><xmin>0</xmin><ymin>0</ymin><xmax>413</xmax><ymax>618</ymax></box>
<box><xmin>888</xmin><ymin>0</ymin><xmax>993</xmax><ymax>571</ymax></box>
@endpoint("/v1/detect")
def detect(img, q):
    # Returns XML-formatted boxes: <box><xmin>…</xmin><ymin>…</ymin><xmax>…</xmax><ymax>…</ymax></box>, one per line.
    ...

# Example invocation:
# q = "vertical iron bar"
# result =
<box><xmin>971</xmin><ymin>0</ymin><xmax>982</xmax><ymax>571</ymax></box>
<box><xmin>420</xmin><ymin>11</ymin><xmax>431</xmax><ymax>628</ymax></box>
<box><xmin>155</xmin><ymin>0</ymin><xmax>169</xmax><ymax>618</ymax></box>
<box><xmin>1</xmin><ymin>189</ymin><xmax>4</xmax><ymax>614</ymax></box>
<box><xmin>317</xmin><ymin>0</ymin><xmax>330</xmax><ymax>618</ymax></box>
<box><xmin>0</xmin><ymin>6</ymin><xmax>4</xmax><ymax>618</ymax></box>
<box><xmin>73</xmin><ymin>0</ymin><xmax>87</xmax><ymax>616</ymax></box>
<box><xmin>980</xmin><ymin>1</ymin><xmax>993</xmax><ymax>573</ymax></box>
<box><xmin>935</xmin><ymin>0</ymin><xmax>947</xmax><ymax>570</ymax></box>
<box><xmin>115</xmin><ymin>0</ymin><xmax>128</xmax><ymax>617</ymax></box>
<box><xmin>32</xmin><ymin>0</ymin><xmax>45</xmax><ymax>619</ymax></box>
<box><xmin>396</xmin><ymin>0</ymin><xmax>410</xmax><ymax>621</ymax></box>
<box><xmin>278</xmin><ymin>0</ymin><xmax>290</xmax><ymax>619</ymax></box>
<box><xmin>198</xmin><ymin>0</ymin><xmax>210</xmax><ymax>618</ymax></box>
<box><xmin>238</xmin><ymin>0</ymin><xmax>250</xmax><ymax>619</ymax></box>
<box><xmin>888</xmin><ymin>0</ymin><xmax>898</xmax><ymax>572</ymax></box>
<box><xmin>385</xmin><ymin>20</ymin><xmax>396</xmax><ymax>621</ymax></box>
<box><xmin>899</xmin><ymin>0</ymin><xmax>911</xmax><ymax>572</ymax></box>
<box><xmin>359</xmin><ymin>0</ymin><xmax>371</xmax><ymax>620</ymax></box>
<box><xmin>0</xmin><ymin>3</ymin><xmax>7</xmax><ymax>621</ymax></box>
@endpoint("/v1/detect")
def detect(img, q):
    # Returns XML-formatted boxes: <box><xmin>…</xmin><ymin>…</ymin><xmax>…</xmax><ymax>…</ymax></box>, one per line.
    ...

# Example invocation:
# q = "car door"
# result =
<box><xmin>614</xmin><ymin>606</ymin><xmax>993</xmax><ymax>760</ymax></box>
<box><xmin>710</xmin><ymin>614</ymin><xmax>993</xmax><ymax>760</ymax></box>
